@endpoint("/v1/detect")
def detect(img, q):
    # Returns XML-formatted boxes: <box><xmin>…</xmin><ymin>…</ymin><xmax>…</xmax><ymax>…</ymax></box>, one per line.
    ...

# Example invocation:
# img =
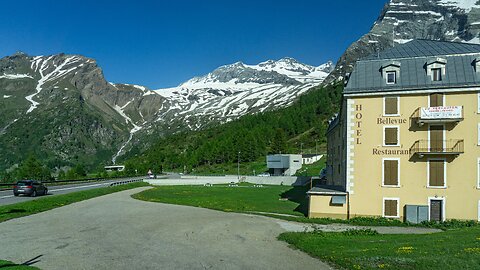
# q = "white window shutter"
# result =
<box><xmin>478</xmin><ymin>159</ymin><xmax>480</xmax><ymax>188</ymax></box>
<box><xmin>478</xmin><ymin>93</ymin><xmax>480</xmax><ymax>113</ymax></box>
<box><xmin>478</xmin><ymin>123</ymin><xmax>480</xmax><ymax>146</ymax></box>
<box><xmin>478</xmin><ymin>200</ymin><xmax>480</xmax><ymax>222</ymax></box>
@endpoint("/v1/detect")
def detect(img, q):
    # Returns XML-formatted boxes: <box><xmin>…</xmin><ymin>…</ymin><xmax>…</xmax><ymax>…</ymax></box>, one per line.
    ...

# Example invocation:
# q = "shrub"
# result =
<box><xmin>347</xmin><ymin>217</ymin><xmax>404</xmax><ymax>227</ymax></box>
<box><xmin>421</xmin><ymin>219</ymin><xmax>479</xmax><ymax>230</ymax></box>
<box><xmin>342</xmin><ymin>229</ymin><xmax>379</xmax><ymax>236</ymax></box>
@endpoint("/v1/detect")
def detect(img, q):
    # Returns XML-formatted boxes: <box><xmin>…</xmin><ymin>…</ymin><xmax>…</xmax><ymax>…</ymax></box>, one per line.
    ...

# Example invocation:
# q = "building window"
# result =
<box><xmin>384</xmin><ymin>96</ymin><xmax>399</xmax><ymax>116</ymax></box>
<box><xmin>429</xmin><ymin>93</ymin><xmax>444</xmax><ymax>107</ymax></box>
<box><xmin>428</xmin><ymin>159</ymin><xmax>446</xmax><ymax>188</ymax></box>
<box><xmin>384</xmin><ymin>126</ymin><xmax>399</xmax><ymax>146</ymax></box>
<box><xmin>429</xmin><ymin>125</ymin><xmax>444</xmax><ymax>152</ymax></box>
<box><xmin>432</xmin><ymin>68</ymin><xmax>442</xmax><ymax>81</ymax></box>
<box><xmin>383</xmin><ymin>159</ymin><xmax>400</xmax><ymax>187</ymax></box>
<box><xmin>383</xmin><ymin>198</ymin><xmax>399</xmax><ymax>218</ymax></box>
<box><xmin>386</xmin><ymin>71</ymin><xmax>396</xmax><ymax>84</ymax></box>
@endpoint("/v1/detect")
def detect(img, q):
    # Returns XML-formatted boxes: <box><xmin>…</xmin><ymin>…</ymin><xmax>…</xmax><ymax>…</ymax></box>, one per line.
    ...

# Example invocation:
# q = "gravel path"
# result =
<box><xmin>0</xmin><ymin>187</ymin><xmax>332</xmax><ymax>270</ymax></box>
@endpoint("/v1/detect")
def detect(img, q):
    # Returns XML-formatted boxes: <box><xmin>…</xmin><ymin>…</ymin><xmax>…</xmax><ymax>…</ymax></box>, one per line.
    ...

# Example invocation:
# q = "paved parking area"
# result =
<box><xmin>0</xmin><ymin>187</ymin><xmax>331</xmax><ymax>270</ymax></box>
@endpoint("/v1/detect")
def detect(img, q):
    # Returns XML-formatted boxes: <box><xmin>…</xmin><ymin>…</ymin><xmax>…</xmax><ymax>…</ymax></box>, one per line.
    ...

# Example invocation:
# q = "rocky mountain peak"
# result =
<box><xmin>324</xmin><ymin>0</ymin><xmax>480</xmax><ymax>84</ymax></box>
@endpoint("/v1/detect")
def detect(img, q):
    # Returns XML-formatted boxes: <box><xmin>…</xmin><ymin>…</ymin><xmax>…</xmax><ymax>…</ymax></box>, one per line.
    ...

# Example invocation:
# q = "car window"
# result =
<box><xmin>16</xmin><ymin>181</ymin><xmax>30</xmax><ymax>186</ymax></box>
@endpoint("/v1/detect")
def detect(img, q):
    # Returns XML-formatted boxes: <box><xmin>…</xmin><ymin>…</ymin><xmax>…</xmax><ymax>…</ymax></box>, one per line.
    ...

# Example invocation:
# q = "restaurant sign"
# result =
<box><xmin>420</xmin><ymin>106</ymin><xmax>462</xmax><ymax>119</ymax></box>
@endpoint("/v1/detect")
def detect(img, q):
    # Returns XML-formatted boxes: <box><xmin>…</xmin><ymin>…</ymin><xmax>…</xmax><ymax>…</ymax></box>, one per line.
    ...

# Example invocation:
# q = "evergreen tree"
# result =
<box><xmin>271</xmin><ymin>128</ymin><xmax>288</xmax><ymax>154</ymax></box>
<box><xmin>17</xmin><ymin>154</ymin><xmax>52</xmax><ymax>181</ymax></box>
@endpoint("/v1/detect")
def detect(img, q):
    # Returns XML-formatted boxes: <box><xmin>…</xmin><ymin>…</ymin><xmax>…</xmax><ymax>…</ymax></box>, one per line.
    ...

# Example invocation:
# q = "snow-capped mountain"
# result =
<box><xmin>154</xmin><ymin>58</ymin><xmax>333</xmax><ymax>129</ymax></box>
<box><xmin>0</xmin><ymin>52</ymin><xmax>167</xmax><ymax>169</ymax></box>
<box><xmin>326</xmin><ymin>0</ymin><xmax>480</xmax><ymax>83</ymax></box>
<box><xmin>0</xmin><ymin>53</ymin><xmax>331</xmax><ymax>170</ymax></box>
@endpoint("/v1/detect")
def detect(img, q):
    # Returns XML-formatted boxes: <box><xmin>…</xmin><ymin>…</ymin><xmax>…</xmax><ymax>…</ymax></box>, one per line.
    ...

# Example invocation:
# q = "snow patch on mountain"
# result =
<box><xmin>111</xmin><ymin>103</ymin><xmax>143</xmax><ymax>164</ymax></box>
<box><xmin>0</xmin><ymin>74</ymin><xmax>33</xmax><ymax>79</ymax></box>
<box><xmin>26</xmin><ymin>56</ymin><xmax>82</xmax><ymax>114</ymax></box>
<box><xmin>152</xmin><ymin>57</ymin><xmax>333</xmax><ymax>129</ymax></box>
<box><xmin>439</xmin><ymin>0</ymin><xmax>480</xmax><ymax>12</ymax></box>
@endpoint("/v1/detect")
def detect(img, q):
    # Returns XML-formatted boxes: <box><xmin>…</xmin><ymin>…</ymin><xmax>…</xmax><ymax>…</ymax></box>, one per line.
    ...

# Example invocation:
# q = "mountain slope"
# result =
<box><xmin>0</xmin><ymin>53</ymin><xmax>332</xmax><ymax>171</ymax></box>
<box><xmin>125</xmin><ymin>82</ymin><xmax>343</xmax><ymax>175</ymax></box>
<box><xmin>0</xmin><ymin>52</ymin><xmax>165</xmax><ymax>171</ymax></box>
<box><xmin>326</xmin><ymin>0</ymin><xmax>480</xmax><ymax>83</ymax></box>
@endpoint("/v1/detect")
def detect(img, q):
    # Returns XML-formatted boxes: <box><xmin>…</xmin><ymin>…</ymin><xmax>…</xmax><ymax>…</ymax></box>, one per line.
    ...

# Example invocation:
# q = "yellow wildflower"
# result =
<box><xmin>464</xmin><ymin>247</ymin><xmax>480</xmax><ymax>253</ymax></box>
<box><xmin>396</xmin><ymin>246</ymin><xmax>414</xmax><ymax>254</ymax></box>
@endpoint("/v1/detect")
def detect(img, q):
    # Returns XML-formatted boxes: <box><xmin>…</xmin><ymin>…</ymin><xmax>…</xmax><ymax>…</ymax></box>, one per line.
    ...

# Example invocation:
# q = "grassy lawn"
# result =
<box><xmin>0</xmin><ymin>182</ymin><xmax>148</xmax><ymax>223</ymax></box>
<box><xmin>0</xmin><ymin>260</ymin><xmax>40</xmax><ymax>269</ymax></box>
<box><xmin>295</xmin><ymin>155</ymin><xmax>326</xmax><ymax>176</ymax></box>
<box><xmin>279</xmin><ymin>226</ymin><xmax>480</xmax><ymax>270</ymax></box>
<box><xmin>132</xmin><ymin>183</ymin><xmax>309</xmax><ymax>216</ymax></box>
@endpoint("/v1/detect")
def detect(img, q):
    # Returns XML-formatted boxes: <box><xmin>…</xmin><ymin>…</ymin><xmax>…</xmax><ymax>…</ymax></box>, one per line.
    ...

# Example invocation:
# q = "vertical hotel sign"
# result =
<box><xmin>355</xmin><ymin>104</ymin><xmax>362</xmax><ymax>144</ymax></box>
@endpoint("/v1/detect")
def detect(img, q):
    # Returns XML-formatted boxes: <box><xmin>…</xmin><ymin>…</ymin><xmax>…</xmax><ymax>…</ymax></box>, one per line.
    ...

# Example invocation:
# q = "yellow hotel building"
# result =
<box><xmin>308</xmin><ymin>40</ymin><xmax>480</xmax><ymax>222</ymax></box>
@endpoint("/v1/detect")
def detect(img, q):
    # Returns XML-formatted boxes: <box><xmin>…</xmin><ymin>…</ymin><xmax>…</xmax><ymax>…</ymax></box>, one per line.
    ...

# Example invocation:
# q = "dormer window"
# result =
<box><xmin>386</xmin><ymin>71</ymin><xmax>397</xmax><ymax>84</ymax></box>
<box><xmin>432</xmin><ymin>68</ymin><xmax>442</xmax><ymax>81</ymax></box>
<box><xmin>426</xmin><ymin>58</ymin><xmax>446</xmax><ymax>82</ymax></box>
<box><xmin>381</xmin><ymin>61</ymin><xmax>401</xmax><ymax>85</ymax></box>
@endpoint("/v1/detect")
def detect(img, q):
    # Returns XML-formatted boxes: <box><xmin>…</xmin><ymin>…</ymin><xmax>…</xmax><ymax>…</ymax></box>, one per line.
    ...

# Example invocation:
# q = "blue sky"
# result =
<box><xmin>2</xmin><ymin>0</ymin><xmax>388</xmax><ymax>88</ymax></box>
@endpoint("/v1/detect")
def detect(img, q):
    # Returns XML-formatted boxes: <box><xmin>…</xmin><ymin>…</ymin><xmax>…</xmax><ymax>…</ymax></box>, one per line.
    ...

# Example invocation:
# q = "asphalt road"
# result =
<box><xmin>0</xmin><ymin>187</ymin><xmax>332</xmax><ymax>270</ymax></box>
<box><xmin>0</xmin><ymin>179</ymin><xmax>139</xmax><ymax>206</ymax></box>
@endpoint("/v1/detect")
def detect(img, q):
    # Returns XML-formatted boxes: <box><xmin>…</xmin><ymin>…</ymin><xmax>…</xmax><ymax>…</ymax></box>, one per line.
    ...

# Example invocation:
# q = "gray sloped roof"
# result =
<box><xmin>345</xmin><ymin>40</ymin><xmax>480</xmax><ymax>94</ymax></box>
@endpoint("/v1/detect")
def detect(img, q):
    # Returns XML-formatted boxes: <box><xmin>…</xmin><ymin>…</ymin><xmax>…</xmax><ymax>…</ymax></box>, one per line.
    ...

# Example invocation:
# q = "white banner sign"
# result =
<box><xmin>420</xmin><ymin>106</ymin><xmax>462</xmax><ymax>119</ymax></box>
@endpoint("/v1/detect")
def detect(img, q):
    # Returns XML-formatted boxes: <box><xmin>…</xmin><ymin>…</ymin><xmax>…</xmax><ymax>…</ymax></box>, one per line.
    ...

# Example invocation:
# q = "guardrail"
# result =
<box><xmin>109</xmin><ymin>178</ymin><xmax>145</xmax><ymax>187</ymax></box>
<box><xmin>0</xmin><ymin>176</ymin><xmax>146</xmax><ymax>190</ymax></box>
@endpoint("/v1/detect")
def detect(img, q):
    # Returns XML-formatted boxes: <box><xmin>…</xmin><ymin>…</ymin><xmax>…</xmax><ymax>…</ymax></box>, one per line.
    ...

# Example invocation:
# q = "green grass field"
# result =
<box><xmin>295</xmin><ymin>155</ymin><xmax>326</xmax><ymax>176</ymax></box>
<box><xmin>0</xmin><ymin>182</ymin><xmax>148</xmax><ymax>223</ymax></box>
<box><xmin>132</xmin><ymin>183</ymin><xmax>309</xmax><ymax>216</ymax></box>
<box><xmin>0</xmin><ymin>260</ymin><xmax>39</xmax><ymax>269</ymax></box>
<box><xmin>279</xmin><ymin>226</ymin><xmax>480</xmax><ymax>270</ymax></box>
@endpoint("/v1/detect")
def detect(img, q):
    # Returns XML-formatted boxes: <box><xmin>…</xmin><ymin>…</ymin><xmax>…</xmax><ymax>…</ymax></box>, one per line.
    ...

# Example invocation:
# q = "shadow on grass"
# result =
<box><xmin>280</xmin><ymin>186</ymin><xmax>309</xmax><ymax>216</ymax></box>
<box><xmin>3</xmin><ymin>209</ymin><xmax>27</xmax><ymax>214</ymax></box>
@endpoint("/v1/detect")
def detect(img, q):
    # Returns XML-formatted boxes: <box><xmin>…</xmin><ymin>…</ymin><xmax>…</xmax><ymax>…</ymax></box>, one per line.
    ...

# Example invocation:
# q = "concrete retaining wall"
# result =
<box><xmin>146</xmin><ymin>175</ymin><xmax>311</xmax><ymax>186</ymax></box>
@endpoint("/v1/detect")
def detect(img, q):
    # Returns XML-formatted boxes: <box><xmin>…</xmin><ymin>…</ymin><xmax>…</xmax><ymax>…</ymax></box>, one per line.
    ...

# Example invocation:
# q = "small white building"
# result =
<box><xmin>302</xmin><ymin>154</ymin><xmax>323</xmax><ymax>165</ymax></box>
<box><xmin>266</xmin><ymin>154</ymin><xmax>302</xmax><ymax>176</ymax></box>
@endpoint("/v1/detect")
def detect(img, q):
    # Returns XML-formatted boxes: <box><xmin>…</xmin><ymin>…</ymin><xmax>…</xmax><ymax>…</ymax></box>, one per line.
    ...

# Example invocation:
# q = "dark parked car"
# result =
<box><xmin>13</xmin><ymin>180</ymin><xmax>48</xmax><ymax>197</ymax></box>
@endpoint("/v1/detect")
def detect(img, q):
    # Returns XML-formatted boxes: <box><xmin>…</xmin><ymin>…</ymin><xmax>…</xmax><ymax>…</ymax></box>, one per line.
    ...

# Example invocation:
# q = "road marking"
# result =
<box><xmin>0</xmin><ymin>195</ymin><xmax>14</xmax><ymax>199</ymax></box>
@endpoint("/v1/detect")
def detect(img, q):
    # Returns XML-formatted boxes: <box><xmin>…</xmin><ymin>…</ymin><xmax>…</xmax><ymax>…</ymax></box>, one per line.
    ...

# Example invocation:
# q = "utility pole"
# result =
<box><xmin>237</xmin><ymin>151</ymin><xmax>240</xmax><ymax>181</ymax></box>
